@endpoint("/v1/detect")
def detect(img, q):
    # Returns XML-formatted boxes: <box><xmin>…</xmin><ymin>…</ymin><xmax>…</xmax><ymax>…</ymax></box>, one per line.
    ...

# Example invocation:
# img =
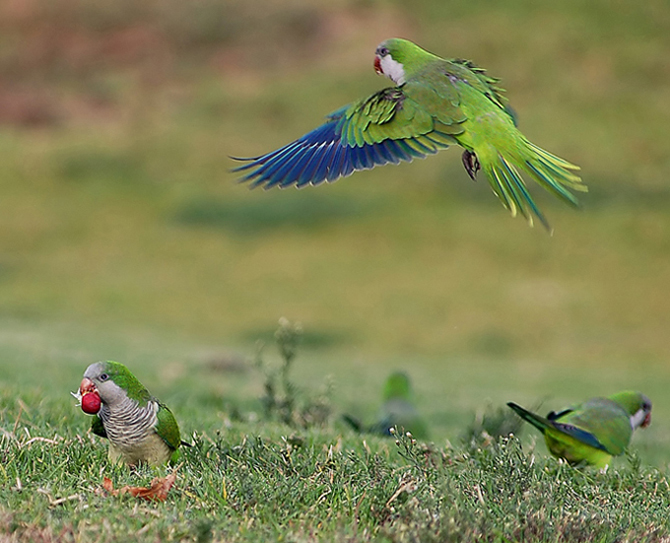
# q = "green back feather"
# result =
<box><xmin>156</xmin><ymin>402</ymin><xmax>182</xmax><ymax>451</ymax></box>
<box><xmin>102</xmin><ymin>360</ymin><xmax>152</xmax><ymax>406</ymax></box>
<box><xmin>552</xmin><ymin>398</ymin><xmax>632</xmax><ymax>456</ymax></box>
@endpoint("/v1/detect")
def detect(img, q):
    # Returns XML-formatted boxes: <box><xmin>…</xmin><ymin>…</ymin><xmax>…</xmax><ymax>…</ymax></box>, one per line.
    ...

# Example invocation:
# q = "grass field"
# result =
<box><xmin>1</xmin><ymin>0</ymin><xmax>670</xmax><ymax>540</ymax></box>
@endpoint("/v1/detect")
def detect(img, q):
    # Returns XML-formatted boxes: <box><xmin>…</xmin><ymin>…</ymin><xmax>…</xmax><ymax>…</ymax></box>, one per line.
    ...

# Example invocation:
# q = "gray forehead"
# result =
<box><xmin>83</xmin><ymin>362</ymin><xmax>104</xmax><ymax>379</ymax></box>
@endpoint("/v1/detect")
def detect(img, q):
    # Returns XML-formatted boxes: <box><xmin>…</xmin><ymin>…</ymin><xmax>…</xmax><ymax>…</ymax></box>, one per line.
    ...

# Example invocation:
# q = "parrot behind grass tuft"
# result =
<box><xmin>233</xmin><ymin>38</ymin><xmax>586</xmax><ymax>231</ymax></box>
<box><xmin>76</xmin><ymin>360</ymin><xmax>189</xmax><ymax>467</ymax></box>
<box><xmin>342</xmin><ymin>371</ymin><xmax>429</xmax><ymax>439</ymax></box>
<box><xmin>507</xmin><ymin>391</ymin><xmax>652</xmax><ymax>468</ymax></box>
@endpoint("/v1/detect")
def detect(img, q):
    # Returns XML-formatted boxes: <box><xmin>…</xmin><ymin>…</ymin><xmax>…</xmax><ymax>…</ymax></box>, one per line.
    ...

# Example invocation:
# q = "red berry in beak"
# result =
<box><xmin>79</xmin><ymin>377</ymin><xmax>101</xmax><ymax>414</ymax></box>
<box><xmin>81</xmin><ymin>390</ymin><xmax>101</xmax><ymax>414</ymax></box>
<box><xmin>642</xmin><ymin>412</ymin><xmax>651</xmax><ymax>428</ymax></box>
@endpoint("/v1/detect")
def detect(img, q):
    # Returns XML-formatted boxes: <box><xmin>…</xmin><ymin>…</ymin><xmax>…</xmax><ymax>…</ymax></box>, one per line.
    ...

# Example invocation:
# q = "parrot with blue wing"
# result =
<box><xmin>507</xmin><ymin>391</ymin><xmax>651</xmax><ymax>468</ymax></box>
<box><xmin>343</xmin><ymin>371</ymin><xmax>429</xmax><ymax>439</ymax></box>
<box><xmin>233</xmin><ymin>38</ymin><xmax>586</xmax><ymax>230</ymax></box>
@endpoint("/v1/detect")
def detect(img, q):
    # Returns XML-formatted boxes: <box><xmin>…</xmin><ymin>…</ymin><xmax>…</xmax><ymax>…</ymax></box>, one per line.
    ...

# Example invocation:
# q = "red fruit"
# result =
<box><xmin>81</xmin><ymin>391</ymin><xmax>101</xmax><ymax>414</ymax></box>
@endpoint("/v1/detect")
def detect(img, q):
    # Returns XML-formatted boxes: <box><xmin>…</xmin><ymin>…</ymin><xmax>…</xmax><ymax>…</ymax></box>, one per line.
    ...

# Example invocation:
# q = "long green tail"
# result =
<box><xmin>481</xmin><ymin>141</ymin><xmax>585</xmax><ymax>231</ymax></box>
<box><xmin>507</xmin><ymin>402</ymin><xmax>551</xmax><ymax>434</ymax></box>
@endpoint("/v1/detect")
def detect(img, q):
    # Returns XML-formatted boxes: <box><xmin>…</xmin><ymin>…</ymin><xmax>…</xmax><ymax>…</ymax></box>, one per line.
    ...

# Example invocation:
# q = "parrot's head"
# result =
<box><xmin>374</xmin><ymin>38</ymin><xmax>439</xmax><ymax>86</ymax></box>
<box><xmin>80</xmin><ymin>360</ymin><xmax>149</xmax><ymax>409</ymax></box>
<box><xmin>634</xmin><ymin>394</ymin><xmax>652</xmax><ymax>429</ymax></box>
<box><xmin>610</xmin><ymin>391</ymin><xmax>652</xmax><ymax>430</ymax></box>
<box><xmin>383</xmin><ymin>371</ymin><xmax>412</xmax><ymax>402</ymax></box>
<box><xmin>374</xmin><ymin>39</ymin><xmax>409</xmax><ymax>85</ymax></box>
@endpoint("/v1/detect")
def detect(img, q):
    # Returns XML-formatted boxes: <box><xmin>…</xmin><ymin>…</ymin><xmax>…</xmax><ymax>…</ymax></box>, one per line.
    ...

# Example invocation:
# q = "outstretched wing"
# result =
<box><xmin>232</xmin><ymin>84</ymin><xmax>464</xmax><ymax>189</ymax></box>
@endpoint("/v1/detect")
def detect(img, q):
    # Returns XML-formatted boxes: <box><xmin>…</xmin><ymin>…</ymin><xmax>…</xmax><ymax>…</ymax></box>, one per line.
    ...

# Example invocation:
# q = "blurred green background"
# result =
<box><xmin>0</xmin><ymin>0</ymin><xmax>669</xmax><ymax>463</ymax></box>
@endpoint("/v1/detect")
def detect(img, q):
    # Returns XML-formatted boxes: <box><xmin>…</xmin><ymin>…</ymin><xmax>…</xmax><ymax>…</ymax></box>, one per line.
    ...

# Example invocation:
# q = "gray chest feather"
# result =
<box><xmin>100</xmin><ymin>397</ymin><xmax>157</xmax><ymax>444</ymax></box>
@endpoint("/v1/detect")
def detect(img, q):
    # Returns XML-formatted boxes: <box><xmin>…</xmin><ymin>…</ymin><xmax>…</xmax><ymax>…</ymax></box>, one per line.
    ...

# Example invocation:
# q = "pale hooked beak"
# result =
<box><xmin>642</xmin><ymin>411</ymin><xmax>652</xmax><ymax>428</ymax></box>
<box><xmin>71</xmin><ymin>377</ymin><xmax>98</xmax><ymax>406</ymax></box>
<box><xmin>80</xmin><ymin>377</ymin><xmax>96</xmax><ymax>395</ymax></box>
<box><xmin>374</xmin><ymin>56</ymin><xmax>382</xmax><ymax>75</ymax></box>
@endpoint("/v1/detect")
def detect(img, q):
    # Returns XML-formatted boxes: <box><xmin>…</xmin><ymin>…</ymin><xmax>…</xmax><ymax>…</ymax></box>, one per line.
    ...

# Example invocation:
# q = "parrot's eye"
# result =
<box><xmin>377</xmin><ymin>46</ymin><xmax>389</xmax><ymax>57</ymax></box>
<box><xmin>99</xmin><ymin>373</ymin><xmax>109</xmax><ymax>382</ymax></box>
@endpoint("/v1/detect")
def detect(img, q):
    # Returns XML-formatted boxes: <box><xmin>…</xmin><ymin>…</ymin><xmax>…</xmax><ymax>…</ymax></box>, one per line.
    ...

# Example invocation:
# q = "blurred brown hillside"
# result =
<box><xmin>0</xmin><ymin>0</ymin><xmax>411</xmax><ymax>126</ymax></box>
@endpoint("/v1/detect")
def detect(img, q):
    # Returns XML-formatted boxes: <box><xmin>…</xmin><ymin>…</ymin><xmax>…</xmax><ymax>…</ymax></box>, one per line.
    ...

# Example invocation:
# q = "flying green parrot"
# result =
<box><xmin>77</xmin><ymin>360</ymin><xmax>186</xmax><ymax>467</ymax></box>
<box><xmin>233</xmin><ymin>38</ymin><xmax>586</xmax><ymax>230</ymax></box>
<box><xmin>343</xmin><ymin>371</ymin><xmax>429</xmax><ymax>439</ymax></box>
<box><xmin>507</xmin><ymin>391</ymin><xmax>652</xmax><ymax>468</ymax></box>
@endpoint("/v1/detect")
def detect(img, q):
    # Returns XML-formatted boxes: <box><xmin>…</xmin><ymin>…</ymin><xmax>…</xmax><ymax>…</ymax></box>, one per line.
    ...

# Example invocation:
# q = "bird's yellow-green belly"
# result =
<box><xmin>544</xmin><ymin>432</ymin><xmax>612</xmax><ymax>468</ymax></box>
<box><xmin>108</xmin><ymin>432</ymin><xmax>172</xmax><ymax>467</ymax></box>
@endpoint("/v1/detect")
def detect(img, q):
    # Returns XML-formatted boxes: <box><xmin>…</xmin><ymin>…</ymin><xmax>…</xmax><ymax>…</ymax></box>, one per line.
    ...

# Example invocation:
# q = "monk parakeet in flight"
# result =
<box><xmin>507</xmin><ymin>391</ymin><xmax>652</xmax><ymax>468</ymax></box>
<box><xmin>343</xmin><ymin>371</ymin><xmax>429</xmax><ymax>439</ymax></box>
<box><xmin>233</xmin><ymin>38</ymin><xmax>586</xmax><ymax>230</ymax></box>
<box><xmin>76</xmin><ymin>361</ymin><xmax>186</xmax><ymax>466</ymax></box>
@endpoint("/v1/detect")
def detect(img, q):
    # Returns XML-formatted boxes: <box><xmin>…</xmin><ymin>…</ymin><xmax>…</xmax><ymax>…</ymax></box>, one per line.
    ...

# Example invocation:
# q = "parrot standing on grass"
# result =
<box><xmin>343</xmin><ymin>371</ymin><xmax>429</xmax><ymax>439</ymax></box>
<box><xmin>233</xmin><ymin>38</ymin><xmax>586</xmax><ymax>230</ymax></box>
<box><xmin>507</xmin><ymin>391</ymin><xmax>652</xmax><ymax>468</ymax></box>
<box><xmin>76</xmin><ymin>360</ymin><xmax>186</xmax><ymax>467</ymax></box>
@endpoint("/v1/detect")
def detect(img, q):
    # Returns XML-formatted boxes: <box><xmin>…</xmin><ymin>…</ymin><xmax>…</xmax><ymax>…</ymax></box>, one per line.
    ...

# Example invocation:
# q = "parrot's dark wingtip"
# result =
<box><xmin>228</xmin><ymin>154</ymin><xmax>258</xmax><ymax>162</ymax></box>
<box><xmin>538</xmin><ymin>217</ymin><xmax>554</xmax><ymax>235</ymax></box>
<box><xmin>507</xmin><ymin>402</ymin><xmax>525</xmax><ymax>413</ymax></box>
<box><xmin>229</xmin><ymin>156</ymin><xmax>260</xmax><ymax>179</ymax></box>
<box><xmin>181</xmin><ymin>440</ymin><xmax>193</xmax><ymax>448</ymax></box>
<box><xmin>229</xmin><ymin>155</ymin><xmax>263</xmax><ymax>170</ymax></box>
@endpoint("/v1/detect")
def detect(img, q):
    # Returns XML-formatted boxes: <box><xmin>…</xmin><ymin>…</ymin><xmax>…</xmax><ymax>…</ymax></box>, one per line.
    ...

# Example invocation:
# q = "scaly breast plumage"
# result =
<box><xmin>100</xmin><ymin>399</ymin><xmax>158</xmax><ymax>450</ymax></box>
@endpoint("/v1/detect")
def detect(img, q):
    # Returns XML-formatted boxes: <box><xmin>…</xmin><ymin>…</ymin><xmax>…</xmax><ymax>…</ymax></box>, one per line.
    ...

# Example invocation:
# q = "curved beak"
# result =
<box><xmin>374</xmin><ymin>56</ymin><xmax>382</xmax><ymax>75</ymax></box>
<box><xmin>642</xmin><ymin>411</ymin><xmax>651</xmax><ymax>428</ymax></box>
<box><xmin>80</xmin><ymin>377</ymin><xmax>96</xmax><ymax>395</ymax></box>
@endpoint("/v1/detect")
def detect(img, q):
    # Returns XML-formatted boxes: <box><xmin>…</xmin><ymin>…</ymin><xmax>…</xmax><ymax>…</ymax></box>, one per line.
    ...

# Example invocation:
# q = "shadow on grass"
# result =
<box><xmin>171</xmin><ymin>192</ymin><xmax>375</xmax><ymax>235</ymax></box>
<box><xmin>57</xmin><ymin>149</ymin><xmax>149</xmax><ymax>185</ymax></box>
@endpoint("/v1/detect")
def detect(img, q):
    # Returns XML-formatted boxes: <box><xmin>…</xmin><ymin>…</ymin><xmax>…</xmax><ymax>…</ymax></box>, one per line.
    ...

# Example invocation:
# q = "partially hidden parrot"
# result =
<box><xmin>76</xmin><ymin>360</ymin><xmax>186</xmax><ymax>467</ymax></box>
<box><xmin>233</xmin><ymin>38</ymin><xmax>586</xmax><ymax>230</ymax></box>
<box><xmin>343</xmin><ymin>371</ymin><xmax>429</xmax><ymax>439</ymax></box>
<box><xmin>507</xmin><ymin>391</ymin><xmax>652</xmax><ymax>468</ymax></box>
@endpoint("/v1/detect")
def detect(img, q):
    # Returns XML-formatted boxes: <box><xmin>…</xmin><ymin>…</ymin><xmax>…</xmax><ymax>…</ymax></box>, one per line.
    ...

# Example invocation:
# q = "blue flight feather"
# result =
<box><xmin>231</xmin><ymin>107</ymin><xmax>447</xmax><ymax>188</ymax></box>
<box><xmin>552</xmin><ymin>422</ymin><xmax>609</xmax><ymax>452</ymax></box>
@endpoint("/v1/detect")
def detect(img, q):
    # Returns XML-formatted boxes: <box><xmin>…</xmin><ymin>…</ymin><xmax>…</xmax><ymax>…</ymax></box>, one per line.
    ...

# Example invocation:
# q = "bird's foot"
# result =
<box><xmin>462</xmin><ymin>150</ymin><xmax>480</xmax><ymax>181</ymax></box>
